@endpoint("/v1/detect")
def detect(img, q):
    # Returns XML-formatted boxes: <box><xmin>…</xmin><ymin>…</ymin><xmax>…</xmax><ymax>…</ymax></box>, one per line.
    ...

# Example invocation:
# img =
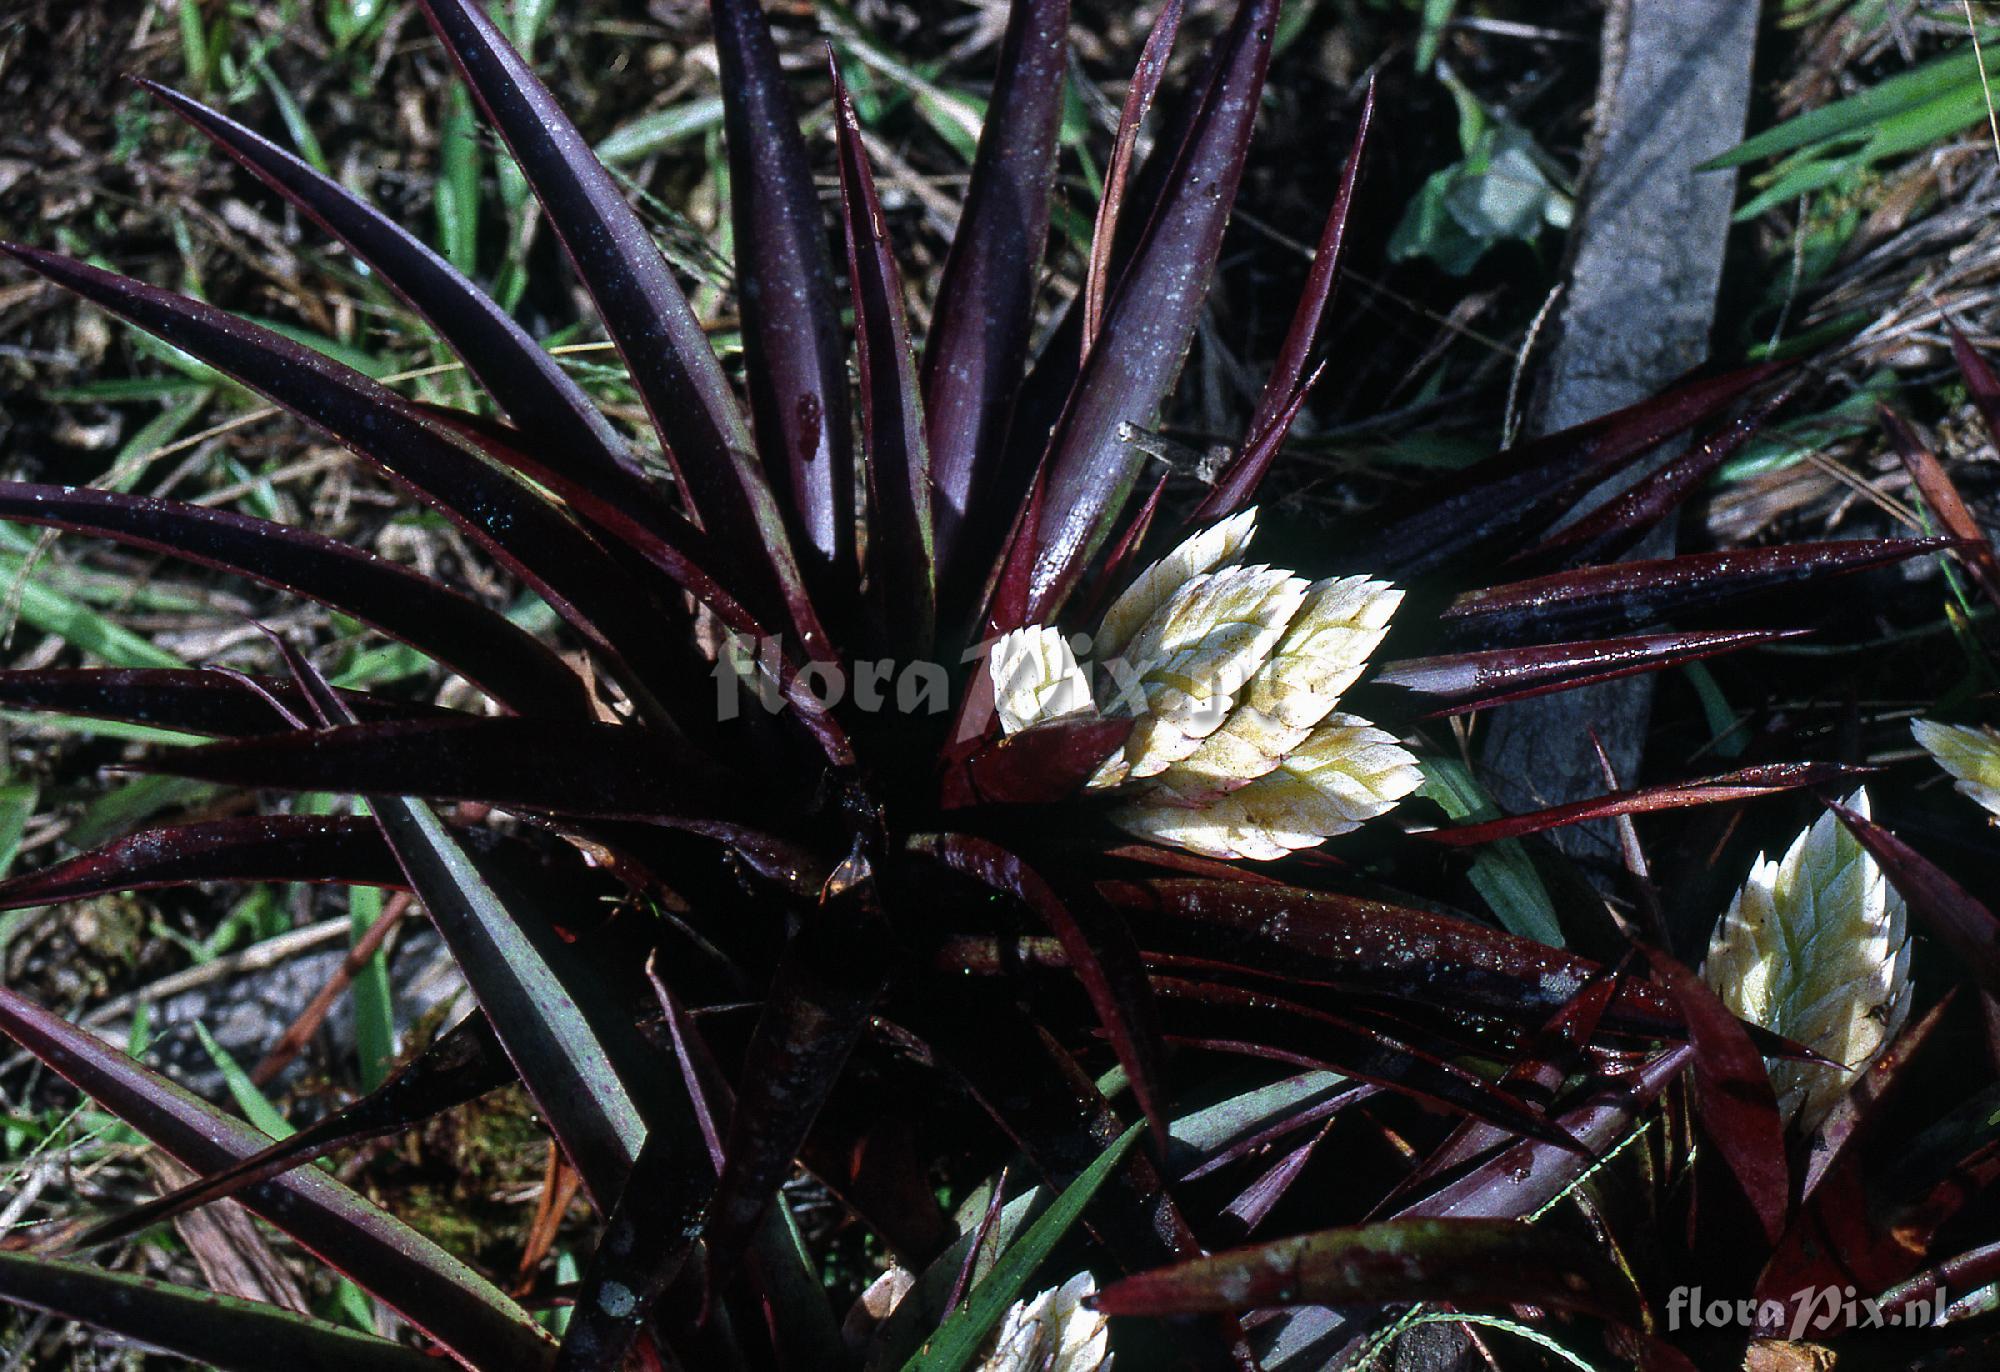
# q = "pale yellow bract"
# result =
<box><xmin>976</xmin><ymin>1272</ymin><xmax>1111</xmax><ymax>1372</ymax></box>
<box><xmin>1700</xmin><ymin>789</ymin><xmax>1913</xmax><ymax>1135</ymax></box>
<box><xmin>1912</xmin><ymin>717</ymin><xmax>2000</xmax><ymax>819</ymax></box>
<box><xmin>988</xmin><ymin>509</ymin><xmax>1422</xmax><ymax>860</ymax></box>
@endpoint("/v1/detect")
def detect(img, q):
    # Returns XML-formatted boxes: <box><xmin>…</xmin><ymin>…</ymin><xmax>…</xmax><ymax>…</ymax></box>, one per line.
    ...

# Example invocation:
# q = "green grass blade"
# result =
<box><xmin>347</xmin><ymin>877</ymin><xmax>395</xmax><ymax>1092</ymax></box>
<box><xmin>192</xmin><ymin>1021</ymin><xmax>294</xmax><ymax>1141</ymax></box>
<box><xmin>438</xmin><ymin>84</ymin><xmax>483</xmax><ymax>277</ymax></box>
<box><xmin>903</xmin><ymin>1121</ymin><xmax>1145</xmax><ymax>1372</ymax></box>
<box><xmin>0</xmin><ymin>561</ymin><xmax>185</xmax><ymax>668</ymax></box>
<box><xmin>253</xmin><ymin>59</ymin><xmax>330</xmax><ymax>175</ymax></box>
<box><xmin>1418</xmin><ymin>756</ymin><xmax>1564</xmax><ymax>947</ymax></box>
<box><xmin>1702</xmin><ymin>38</ymin><xmax>1996</xmax><ymax>169</ymax></box>
<box><xmin>593</xmin><ymin>96</ymin><xmax>728</xmax><ymax>165</ymax></box>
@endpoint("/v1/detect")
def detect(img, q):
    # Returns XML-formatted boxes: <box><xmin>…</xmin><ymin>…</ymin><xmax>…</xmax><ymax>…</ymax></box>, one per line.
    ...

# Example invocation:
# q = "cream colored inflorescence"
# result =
<box><xmin>1700</xmin><ymin>789</ymin><xmax>1912</xmax><ymax>1135</ymax></box>
<box><xmin>988</xmin><ymin>508</ymin><xmax>1421</xmax><ymax>861</ymax></box>
<box><xmin>975</xmin><ymin>1272</ymin><xmax>1111</xmax><ymax>1372</ymax></box>
<box><xmin>1912</xmin><ymin>717</ymin><xmax>2000</xmax><ymax>819</ymax></box>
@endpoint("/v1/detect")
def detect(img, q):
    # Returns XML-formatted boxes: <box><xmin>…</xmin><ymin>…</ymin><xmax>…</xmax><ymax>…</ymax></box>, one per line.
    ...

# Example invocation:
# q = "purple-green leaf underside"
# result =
<box><xmin>1100</xmin><ymin>878</ymin><xmax>1683</xmax><ymax>1039</ymax></box>
<box><xmin>0</xmin><ymin>1251</ymin><xmax>445</xmax><ymax>1372</ymax></box>
<box><xmin>68</xmin><ymin>1014</ymin><xmax>513</xmax><ymax>1257</ymax></box>
<box><xmin>0</xmin><ymin>983</ymin><xmax>555</xmax><ymax>1371</ymax></box>
<box><xmin>279</xmin><ymin>651</ymin><xmax>660</xmax><ymax>1209</ymax></box>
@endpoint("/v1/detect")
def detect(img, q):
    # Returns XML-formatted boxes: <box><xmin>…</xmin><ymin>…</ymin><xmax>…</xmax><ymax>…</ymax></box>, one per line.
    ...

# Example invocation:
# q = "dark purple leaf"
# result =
<box><xmin>0</xmin><ymin>984</ymin><xmax>555</xmax><ymax>1368</ymax></box>
<box><xmin>416</xmin><ymin>408</ymin><xmax>854</xmax><ymax>764</ymax></box>
<box><xmin>1398</xmin><ymin>1045</ymin><xmax>1692</xmax><ymax>1219</ymax></box>
<box><xmin>0</xmin><ymin>816</ymin><xmax>402</xmax><ymax>910</ymax></box>
<box><xmin>0</xmin><ymin>246</ymin><xmax>702</xmax><ymax>728</ymax></box>
<box><xmin>924</xmin><ymin>0</ymin><xmax>1070</xmax><ymax>565</ymax></box>
<box><xmin>633</xmin><ymin>962</ymin><xmax>852</xmax><ymax>1369</ymax></box>
<box><xmin>0</xmin><ymin>1252</ymin><xmax>446</xmax><ymax>1372</ymax></box>
<box><xmin>1444</xmin><ymin>538</ymin><xmax>1956</xmax><ymax>638</ymax></box>
<box><xmin>1881</xmin><ymin>403</ymin><xmax>2000</xmax><ymax>613</ymax></box>
<box><xmin>67</xmin><ymin>1013</ymin><xmax>513</xmax><ymax>1256</ymax></box>
<box><xmin>710</xmin><ymin>0</ymin><xmax>853</xmax><ymax>580</ymax></box>
<box><xmin>1951</xmin><ymin>327</ymin><xmax>2000</xmax><ymax>466</ymax></box>
<box><xmin>1020</xmin><ymin>0</ymin><xmax>1282</xmax><ymax>625</ymax></box>
<box><xmin>1218</xmin><ymin>1117</ymin><xmax>1332</xmax><ymax>1234</ymax></box>
<box><xmin>1651</xmin><ymin>947</ymin><xmax>1788</xmax><ymax>1247</ymax></box>
<box><xmin>1519</xmin><ymin>381</ymin><xmax>1799</xmax><ymax>566</ymax></box>
<box><xmin>0</xmin><ymin>667</ymin><xmax>442</xmax><ymax>737</ymax></box>
<box><xmin>702</xmin><ymin>860</ymin><xmax>891</xmax><ymax>1285</ymax></box>
<box><xmin>1829</xmin><ymin>798</ymin><xmax>2000</xmax><ymax>998</ymax></box>
<box><xmin>1098</xmin><ymin>878</ymin><xmax>1684</xmax><ymax>1039</ymax></box>
<box><xmin>1194</xmin><ymin>81</ymin><xmax>1373</xmax><ymax>521</ymax></box>
<box><xmin>1094</xmin><ymin>1218</ymin><xmax>1633</xmax><ymax>1320</ymax></box>
<box><xmin>0</xmin><ymin>484</ymin><xmax>590</xmax><ymax>718</ymax></box>
<box><xmin>832</xmin><ymin>60</ymin><xmax>936</xmax><ymax>644</ymax></box>
<box><xmin>1080</xmin><ymin>0</ymin><xmax>1182</xmax><ymax>352</ymax></box>
<box><xmin>912</xmin><ymin>833</ymin><xmax>1172</xmax><ymax>1149</ymax></box>
<box><xmin>900</xmin><ymin>991</ymin><xmax>1215</xmax><ymax>1278</ymax></box>
<box><xmin>277</xmin><ymin>649</ymin><xmax>666</xmax><ymax>1208</ymax></box>
<box><xmin>1150</xmin><ymin>975</ymin><xmax>1584</xmax><ymax>1151</ymax></box>
<box><xmin>1801</xmin><ymin>991</ymin><xmax>1954</xmax><ymax>1203</ymax></box>
<box><xmin>135</xmin><ymin>78</ymin><xmax>657</xmax><ymax>518</ymax></box>
<box><xmin>1375</xmin><ymin>629</ymin><xmax>1806</xmax><ymax>716</ymax></box>
<box><xmin>129</xmin><ymin>716</ymin><xmax>744</xmax><ymax>825</ymax></box>
<box><xmin>1372</xmin><ymin>974</ymin><xmax>1620</xmax><ymax>1215</ymax></box>
<box><xmin>553</xmin><ymin>1130</ymin><xmax>711</xmax><ymax>1372</ymax></box>
<box><xmin>938</xmin><ymin>715</ymin><xmax>1132</xmax><ymax>808</ymax></box>
<box><xmin>1418</xmin><ymin>761</ymin><xmax>1872</xmax><ymax>847</ymax></box>
<box><xmin>415</xmin><ymin>0</ymin><xmax>831</xmax><ymax>661</ymax></box>
<box><xmin>1361</xmin><ymin>362</ymin><xmax>1787</xmax><ymax>581</ymax></box>
<box><xmin>1172</xmin><ymin>1072</ymin><xmax>1374</xmax><ymax>1183</ymax></box>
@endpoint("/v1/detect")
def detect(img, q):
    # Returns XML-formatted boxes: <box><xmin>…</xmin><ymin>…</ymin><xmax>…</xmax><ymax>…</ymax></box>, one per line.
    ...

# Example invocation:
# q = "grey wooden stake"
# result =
<box><xmin>1478</xmin><ymin>0</ymin><xmax>1759</xmax><ymax>868</ymax></box>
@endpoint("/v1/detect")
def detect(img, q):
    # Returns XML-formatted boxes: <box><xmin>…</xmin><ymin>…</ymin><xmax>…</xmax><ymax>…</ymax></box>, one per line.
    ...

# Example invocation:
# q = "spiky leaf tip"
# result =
<box><xmin>1702</xmin><ymin>788</ymin><xmax>1913</xmax><ymax>1134</ymax></box>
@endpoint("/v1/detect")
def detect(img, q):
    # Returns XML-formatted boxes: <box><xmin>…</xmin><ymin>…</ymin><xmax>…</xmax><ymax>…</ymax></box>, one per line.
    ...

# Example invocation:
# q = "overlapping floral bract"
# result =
<box><xmin>990</xmin><ymin>509</ymin><xmax>1420</xmax><ymax>860</ymax></box>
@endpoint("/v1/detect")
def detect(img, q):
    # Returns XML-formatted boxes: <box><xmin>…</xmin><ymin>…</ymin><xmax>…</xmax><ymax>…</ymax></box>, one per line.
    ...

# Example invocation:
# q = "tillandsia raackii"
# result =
<box><xmin>0</xmin><ymin>1</ymin><xmax>1997</xmax><ymax>1369</ymax></box>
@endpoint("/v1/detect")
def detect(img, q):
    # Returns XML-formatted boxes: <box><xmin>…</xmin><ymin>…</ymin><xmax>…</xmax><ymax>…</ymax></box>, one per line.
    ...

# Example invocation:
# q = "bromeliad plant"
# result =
<box><xmin>0</xmin><ymin>1</ymin><xmax>1993</xmax><ymax>1368</ymax></box>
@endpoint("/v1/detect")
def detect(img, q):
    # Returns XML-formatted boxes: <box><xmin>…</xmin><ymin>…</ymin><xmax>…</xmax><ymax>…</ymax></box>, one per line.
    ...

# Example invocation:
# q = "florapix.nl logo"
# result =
<box><xmin>1666</xmin><ymin>1285</ymin><xmax>1948</xmax><ymax>1340</ymax></box>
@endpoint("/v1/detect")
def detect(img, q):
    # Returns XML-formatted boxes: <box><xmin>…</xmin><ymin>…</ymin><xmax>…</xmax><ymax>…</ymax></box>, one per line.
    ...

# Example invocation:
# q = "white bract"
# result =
<box><xmin>1701</xmin><ymin>789</ymin><xmax>1913</xmax><ymax>1135</ymax></box>
<box><xmin>976</xmin><ymin>1271</ymin><xmax>1112</xmax><ymax>1372</ymax></box>
<box><xmin>988</xmin><ymin>509</ymin><xmax>1421</xmax><ymax>860</ymax></box>
<box><xmin>1912</xmin><ymin>718</ymin><xmax>2000</xmax><ymax>819</ymax></box>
